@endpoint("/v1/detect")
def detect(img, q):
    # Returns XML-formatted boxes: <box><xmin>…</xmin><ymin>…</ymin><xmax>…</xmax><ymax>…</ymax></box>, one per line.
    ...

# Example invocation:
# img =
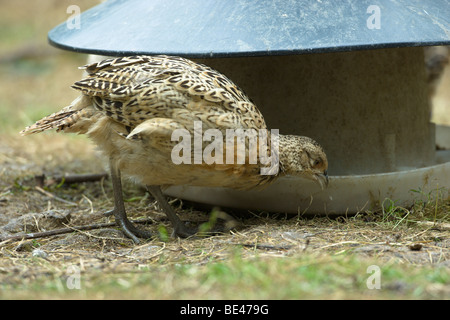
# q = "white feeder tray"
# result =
<box><xmin>165</xmin><ymin>152</ymin><xmax>450</xmax><ymax>215</ymax></box>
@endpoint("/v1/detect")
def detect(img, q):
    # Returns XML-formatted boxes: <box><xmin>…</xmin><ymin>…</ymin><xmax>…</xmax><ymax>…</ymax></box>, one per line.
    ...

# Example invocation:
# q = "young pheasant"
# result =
<box><xmin>21</xmin><ymin>55</ymin><xmax>328</xmax><ymax>243</ymax></box>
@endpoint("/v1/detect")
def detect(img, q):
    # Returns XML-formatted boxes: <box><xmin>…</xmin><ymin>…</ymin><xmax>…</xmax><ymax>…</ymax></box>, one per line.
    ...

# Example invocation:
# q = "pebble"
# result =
<box><xmin>32</xmin><ymin>248</ymin><xmax>48</xmax><ymax>259</ymax></box>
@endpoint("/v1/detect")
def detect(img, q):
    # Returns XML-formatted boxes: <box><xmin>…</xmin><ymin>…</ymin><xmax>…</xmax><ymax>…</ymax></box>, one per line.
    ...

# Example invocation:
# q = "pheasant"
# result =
<box><xmin>21</xmin><ymin>55</ymin><xmax>328</xmax><ymax>243</ymax></box>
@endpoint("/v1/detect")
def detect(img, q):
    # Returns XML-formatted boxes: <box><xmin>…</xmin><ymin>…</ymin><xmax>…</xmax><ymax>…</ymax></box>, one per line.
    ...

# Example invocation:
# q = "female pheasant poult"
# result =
<box><xmin>21</xmin><ymin>55</ymin><xmax>328</xmax><ymax>243</ymax></box>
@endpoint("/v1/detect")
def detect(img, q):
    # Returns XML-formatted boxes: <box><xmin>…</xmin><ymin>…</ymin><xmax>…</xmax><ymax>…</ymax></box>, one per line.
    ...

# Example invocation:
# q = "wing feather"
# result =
<box><xmin>71</xmin><ymin>55</ymin><xmax>267</xmax><ymax>131</ymax></box>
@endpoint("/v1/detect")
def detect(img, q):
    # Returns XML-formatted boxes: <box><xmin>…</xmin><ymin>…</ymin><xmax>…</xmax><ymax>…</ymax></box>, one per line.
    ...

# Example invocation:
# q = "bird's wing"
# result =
<box><xmin>121</xmin><ymin>117</ymin><xmax>276</xmax><ymax>186</ymax></box>
<box><xmin>71</xmin><ymin>55</ymin><xmax>267</xmax><ymax>131</ymax></box>
<box><xmin>124</xmin><ymin>117</ymin><xmax>187</xmax><ymax>151</ymax></box>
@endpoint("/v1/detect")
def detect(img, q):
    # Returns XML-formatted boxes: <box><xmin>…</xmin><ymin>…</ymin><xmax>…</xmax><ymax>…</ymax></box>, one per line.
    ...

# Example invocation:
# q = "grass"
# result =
<box><xmin>1</xmin><ymin>173</ymin><xmax>449</xmax><ymax>299</ymax></box>
<box><xmin>1</xmin><ymin>143</ymin><xmax>448</xmax><ymax>300</ymax></box>
<box><xmin>362</xmin><ymin>184</ymin><xmax>449</xmax><ymax>230</ymax></box>
<box><xmin>1</xmin><ymin>250</ymin><xmax>448</xmax><ymax>300</ymax></box>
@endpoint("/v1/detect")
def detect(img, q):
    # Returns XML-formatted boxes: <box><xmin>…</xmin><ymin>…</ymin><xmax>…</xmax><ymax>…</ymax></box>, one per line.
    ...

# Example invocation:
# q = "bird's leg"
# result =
<box><xmin>146</xmin><ymin>185</ymin><xmax>197</xmax><ymax>238</ymax></box>
<box><xmin>109</xmin><ymin>159</ymin><xmax>152</xmax><ymax>243</ymax></box>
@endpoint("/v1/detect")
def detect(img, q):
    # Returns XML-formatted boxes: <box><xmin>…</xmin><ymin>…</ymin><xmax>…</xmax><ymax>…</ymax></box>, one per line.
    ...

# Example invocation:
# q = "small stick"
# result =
<box><xmin>415</xmin><ymin>220</ymin><xmax>450</xmax><ymax>231</ymax></box>
<box><xmin>37</xmin><ymin>173</ymin><xmax>109</xmax><ymax>187</ymax></box>
<box><xmin>50</xmin><ymin>173</ymin><xmax>109</xmax><ymax>185</ymax></box>
<box><xmin>0</xmin><ymin>218</ymin><xmax>154</xmax><ymax>243</ymax></box>
<box><xmin>35</xmin><ymin>186</ymin><xmax>77</xmax><ymax>206</ymax></box>
<box><xmin>237</xmin><ymin>243</ymin><xmax>293</xmax><ymax>251</ymax></box>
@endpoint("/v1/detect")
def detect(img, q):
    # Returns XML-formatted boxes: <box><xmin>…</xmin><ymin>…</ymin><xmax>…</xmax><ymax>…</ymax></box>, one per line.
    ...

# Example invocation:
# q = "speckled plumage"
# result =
<box><xmin>21</xmin><ymin>55</ymin><xmax>328</xmax><ymax>242</ymax></box>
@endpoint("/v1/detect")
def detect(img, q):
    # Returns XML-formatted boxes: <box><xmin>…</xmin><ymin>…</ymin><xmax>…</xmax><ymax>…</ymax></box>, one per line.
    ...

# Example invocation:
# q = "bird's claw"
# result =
<box><xmin>171</xmin><ymin>223</ymin><xmax>198</xmax><ymax>238</ymax></box>
<box><xmin>171</xmin><ymin>214</ymin><xmax>236</xmax><ymax>238</ymax></box>
<box><xmin>105</xmin><ymin>207</ymin><xmax>153</xmax><ymax>243</ymax></box>
<box><xmin>103</xmin><ymin>209</ymin><xmax>114</xmax><ymax>217</ymax></box>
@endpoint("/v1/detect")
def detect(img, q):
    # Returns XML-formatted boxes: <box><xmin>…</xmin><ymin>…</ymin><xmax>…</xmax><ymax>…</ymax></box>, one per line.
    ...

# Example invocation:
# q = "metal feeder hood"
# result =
<box><xmin>49</xmin><ymin>0</ymin><xmax>450</xmax><ymax>214</ymax></box>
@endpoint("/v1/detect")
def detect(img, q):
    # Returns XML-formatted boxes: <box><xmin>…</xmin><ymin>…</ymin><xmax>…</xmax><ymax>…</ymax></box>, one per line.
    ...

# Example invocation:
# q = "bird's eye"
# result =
<box><xmin>313</xmin><ymin>159</ymin><xmax>322</xmax><ymax>167</ymax></box>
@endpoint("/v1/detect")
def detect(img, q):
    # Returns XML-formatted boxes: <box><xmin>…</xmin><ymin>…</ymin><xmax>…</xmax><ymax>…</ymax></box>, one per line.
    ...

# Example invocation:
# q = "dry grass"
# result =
<box><xmin>1</xmin><ymin>142</ymin><xmax>448</xmax><ymax>299</ymax></box>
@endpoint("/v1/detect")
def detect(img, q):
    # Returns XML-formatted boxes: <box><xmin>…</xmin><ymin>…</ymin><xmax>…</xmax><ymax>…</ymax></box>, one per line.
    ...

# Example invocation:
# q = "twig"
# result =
<box><xmin>317</xmin><ymin>240</ymin><xmax>364</xmax><ymax>250</ymax></box>
<box><xmin>237</xmin><ymin>243</ymin><xmax>293</xmax><ymax>251</ymax></box>
<box><xmin>50</xmin><ymin>173</ymin><xmax>109</xmax><ymax>185</ymax></box>
<box><xmin>0</xmin><ymin>218</ymin><xmax>154</xmax><ymax>243</ymax></box>
<box><xmin>36</xmin><ymin>173</ymin><xmax>109</xmax><ymax>187</ymax></box>
<box><xmin>34</xmin><ymin>186</ymin><xmax>77</xmax><ymax>206</ymax></box>
<box><xmin>414</xmin><ymin>220</ymin><xmax>450</xmax><ymax>231</ymax></box>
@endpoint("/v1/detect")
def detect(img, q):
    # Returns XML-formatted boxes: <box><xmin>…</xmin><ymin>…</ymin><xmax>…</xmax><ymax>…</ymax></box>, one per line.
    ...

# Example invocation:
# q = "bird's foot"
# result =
<box><xmin>107</xmin><ymin>208</ymin><xmax>152</xmax><ymax>243</ymax></box>
<box><xmin>172</xmin><ymin>209</ymin><xmax>240</xmax><ymax>238</ymax></box>
<box><xmin>171</xmin><ymin>223</ymin><xmax>198</xmax><ymax>238</ymax></box>
<box><xmin>170</xmin><ymin>222</ymin><xmax>221</xmax><ymax>238</ymax></box>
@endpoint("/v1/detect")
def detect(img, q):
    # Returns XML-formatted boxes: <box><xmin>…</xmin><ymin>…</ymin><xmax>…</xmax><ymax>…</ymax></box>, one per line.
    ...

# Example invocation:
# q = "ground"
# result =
<box><xmin>0</xmin><ymin>1</ymin><xmax>449</xmax><ymax>300</ymax></box>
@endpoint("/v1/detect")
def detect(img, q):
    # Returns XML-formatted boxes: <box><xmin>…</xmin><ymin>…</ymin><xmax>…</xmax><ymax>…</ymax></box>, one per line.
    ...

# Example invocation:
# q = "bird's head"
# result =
<box><xmin>278</xmin><ymin>135</ymin><xmax>329</xmax><ymax>188</ymax></box>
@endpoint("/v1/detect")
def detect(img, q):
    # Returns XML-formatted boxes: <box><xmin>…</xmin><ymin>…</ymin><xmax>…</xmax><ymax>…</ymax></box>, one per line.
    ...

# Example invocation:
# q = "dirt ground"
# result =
<box><xmin>0</xmin><ymin>1</ymin><xmax>449</xmax><ymax>299</ymax></box>
<box><xmin>0</xmin><ymin>134</ymin><xmax>448</xmax><ymax>299</ymax></box>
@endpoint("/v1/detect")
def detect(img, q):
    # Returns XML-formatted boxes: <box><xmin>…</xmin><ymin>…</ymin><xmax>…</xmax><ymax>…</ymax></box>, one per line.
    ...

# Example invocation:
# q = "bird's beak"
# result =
<box><xmin>315</xmin><ymin>170</ymin><xmax>329</xmax><ymax>190</ymax></box>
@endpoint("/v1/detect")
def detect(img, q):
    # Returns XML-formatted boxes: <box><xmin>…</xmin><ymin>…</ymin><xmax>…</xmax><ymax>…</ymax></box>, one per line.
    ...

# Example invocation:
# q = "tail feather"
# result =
<box><xmin>20</xmin><ymin>95</ymin><xmax>91</xmax><ymax>136</ymax></box>
<box><xmin>20</xmin><ymin>107</ymin><xmax>77</xmax><ymax>135</ymax></box>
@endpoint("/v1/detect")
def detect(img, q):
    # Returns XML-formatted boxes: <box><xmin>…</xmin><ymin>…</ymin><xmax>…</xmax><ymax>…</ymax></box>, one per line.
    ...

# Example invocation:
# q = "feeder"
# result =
<box><xmin>49</xmin><ymin>0</ymin><xmax>450</xmax><ymax>214</ymax></box>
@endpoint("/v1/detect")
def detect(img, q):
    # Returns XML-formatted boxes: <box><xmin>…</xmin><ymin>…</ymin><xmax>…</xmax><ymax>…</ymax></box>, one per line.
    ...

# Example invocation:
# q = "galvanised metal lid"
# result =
<box><xmin>49</xmin><ymin>0</ymin><xmax>450</xmax><ymax>58</ymax></box>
